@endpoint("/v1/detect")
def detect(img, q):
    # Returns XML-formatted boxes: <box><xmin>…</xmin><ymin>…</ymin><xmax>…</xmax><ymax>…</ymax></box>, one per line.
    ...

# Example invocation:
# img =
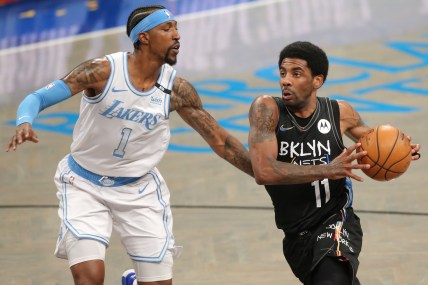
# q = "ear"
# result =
<box><xmin>139</xmin><ymin>32</ymin><xmax>150</xmax><ymax>45</ymax></box>
<box><xmin>313</xmin><ymin>74</ymin><xmax>324</xmax><ymax>89</ymax></box>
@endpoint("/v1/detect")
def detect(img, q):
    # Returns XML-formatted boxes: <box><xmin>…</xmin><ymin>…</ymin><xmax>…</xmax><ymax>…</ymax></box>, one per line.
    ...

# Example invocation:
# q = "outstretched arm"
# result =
<box><xmin>248</xmin><ymin>95</ymin><xmax>369</xmax><ymax>185</ymax></box>
<box><xmin>171</xmin><ymin>76</ymin><xmax>253</xmax><ymax>177</ymax></box>
<box><xmin>6</xmin><ymin>57</ymin><xmax>110</xmax><ymax>152</ymax></box>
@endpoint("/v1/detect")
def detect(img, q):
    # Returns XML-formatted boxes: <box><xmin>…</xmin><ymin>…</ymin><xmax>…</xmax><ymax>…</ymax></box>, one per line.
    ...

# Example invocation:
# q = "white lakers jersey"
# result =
<box><xmin>70</xmin><ymin>52</ymin><xmax>176</xmax><ymax>177</ymax></box>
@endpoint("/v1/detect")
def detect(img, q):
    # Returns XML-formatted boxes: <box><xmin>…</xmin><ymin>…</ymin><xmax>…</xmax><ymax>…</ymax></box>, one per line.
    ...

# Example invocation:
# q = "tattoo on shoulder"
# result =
<box><xmin>250</xmin><ymin>102</ymin><xmax>276</xmax><ymax>143</ymax></box>
<box><xmin>63</xmin><ymin>58</ymin><xmax>109</xmax><ymax>90</ymax></box>
<box><xmin>171</xmin><ymin>77</ymin><xmax>202</xmax><ymax>111</ymax></box>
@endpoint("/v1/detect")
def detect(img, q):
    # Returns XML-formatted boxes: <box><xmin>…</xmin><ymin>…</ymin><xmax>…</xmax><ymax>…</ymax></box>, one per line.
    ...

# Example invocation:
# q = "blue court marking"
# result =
<box><xmin>5</xmin><ymin>112</ymin><xmax>77</xmax><ymax>135</ymax></box>
<box><xmin>352</xmin><ymin>78</ymin><xmax>428</xmax><ymax>97</ymax></box>
<box><xmin>328</xmin><ymin>41</ymin><xmax>428</xmax><ymax>73</ymax></box>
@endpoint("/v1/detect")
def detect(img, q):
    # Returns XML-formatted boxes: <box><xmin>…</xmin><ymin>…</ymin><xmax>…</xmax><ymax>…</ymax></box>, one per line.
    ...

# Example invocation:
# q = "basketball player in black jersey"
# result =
<box><xmin>248</xmin><ymin>41</ymin><xmax>421</xmax><ymax>284</ymax></box>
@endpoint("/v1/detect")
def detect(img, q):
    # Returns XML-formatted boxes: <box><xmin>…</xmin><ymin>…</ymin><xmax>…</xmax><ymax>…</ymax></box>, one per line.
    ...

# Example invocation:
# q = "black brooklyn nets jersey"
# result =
<box><xmin>265</xmin><ymin>96</ymin><xmax>354</xmax><ymax>234</ymax></box>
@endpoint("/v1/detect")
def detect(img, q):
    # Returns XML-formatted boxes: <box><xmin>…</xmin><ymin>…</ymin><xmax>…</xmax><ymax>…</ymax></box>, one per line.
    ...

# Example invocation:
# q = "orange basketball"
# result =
<box><xmin>357</xmin><ymin>125</ymin><xmax>412</xmax><ymax>181</ymax></box>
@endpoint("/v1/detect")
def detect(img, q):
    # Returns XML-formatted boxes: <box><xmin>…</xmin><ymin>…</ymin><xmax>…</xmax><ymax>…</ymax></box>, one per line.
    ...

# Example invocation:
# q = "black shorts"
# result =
<box><xmin>282</xmin><ymin>207</ymin><xmax>363</xmax><ymax>284</ymax></box>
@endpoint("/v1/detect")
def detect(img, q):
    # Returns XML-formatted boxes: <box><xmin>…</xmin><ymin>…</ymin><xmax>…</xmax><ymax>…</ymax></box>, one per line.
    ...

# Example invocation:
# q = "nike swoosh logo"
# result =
<box><xmin>17</xmin><ymin>115</ymin><xmax>30</xmax><ymax>121</ymax></box>
<box><xmin>112</xmin><ymin>87</ymin><xmax>127</xmax><ymax>92</ymax></box>
<box><xmin>279</xmin><ymin>125</ymin><xmax>295</xmax><ymax>131</ymax></box>
<box><xmin>138</xmin><ymin>183</ymin><xmax>149</xmax><ymax>194</ymax></box>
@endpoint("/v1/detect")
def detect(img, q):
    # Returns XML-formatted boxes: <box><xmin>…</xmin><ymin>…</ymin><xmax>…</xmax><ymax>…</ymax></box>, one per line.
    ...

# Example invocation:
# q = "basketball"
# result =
<box><xmin>357</xmin><ymin>125</ymin><xmax>412</xmax><ymax>181</ymax></box>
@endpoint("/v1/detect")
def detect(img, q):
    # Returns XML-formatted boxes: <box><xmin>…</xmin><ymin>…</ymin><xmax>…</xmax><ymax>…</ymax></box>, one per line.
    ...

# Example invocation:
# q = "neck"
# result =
<box><xmin>128</xmin><ymin>52</ymin><xmax>164</xmax><ymax>88</ymax></box>
<box><xmin>288</xmin><ymin>96</ymin><xmax>318</xmax><ymax>118</ymax></box>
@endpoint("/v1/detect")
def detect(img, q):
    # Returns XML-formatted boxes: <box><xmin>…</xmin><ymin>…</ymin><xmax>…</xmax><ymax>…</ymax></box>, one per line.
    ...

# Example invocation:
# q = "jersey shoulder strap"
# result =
<box><xmin>321</xmin><ymin>97</ymin><xmax>345</xmax><ymax>147</ymax></box>
<box><xmin>272</xmin><ymin>96</ymin><xmax>287</xmax><ymax>132</ymax></box>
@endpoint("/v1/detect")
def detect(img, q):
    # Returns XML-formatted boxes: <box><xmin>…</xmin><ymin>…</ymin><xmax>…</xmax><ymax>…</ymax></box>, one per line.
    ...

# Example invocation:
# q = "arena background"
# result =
<box><xmin>1</xmin><ymin>0</ymin><xmax>428</xmax><ymax>284</ymax></box>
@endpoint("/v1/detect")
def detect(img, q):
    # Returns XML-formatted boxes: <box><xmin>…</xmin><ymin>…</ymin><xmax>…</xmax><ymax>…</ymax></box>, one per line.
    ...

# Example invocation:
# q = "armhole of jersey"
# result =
<box><xmin>162</xmin><ymin>65</ymin><xmax>176</xmax><ymax>119</ymax></box>
<box><xmin>325</xmin><ymin>97</ymin><xmax>345</xmax><ymax>149</ymax></box>
<box><xmin>83</xmin><ymin>54</ymin><xmax>115</xmax><ymax>104</ymax></box>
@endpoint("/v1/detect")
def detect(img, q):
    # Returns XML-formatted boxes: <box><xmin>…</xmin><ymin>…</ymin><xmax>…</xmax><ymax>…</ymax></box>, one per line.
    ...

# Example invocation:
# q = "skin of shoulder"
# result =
<box><xmin>248</xmin><ymin>95</ymin><xmax>279</xmax><ymax>147</ymax></box>
<box><xmin>61</xmin><ymin>56</ymin><xmax>111</xmax><ymax>97</ymax></box>
<box><xmin>338</xmin><ymin>100</ymin><xmax>371</xmax><ymax>142</ymax></box>
<box><xmin>170</xmin><ymin>76</ymin><xmax>203</xmax><ymax>112</ymax></box>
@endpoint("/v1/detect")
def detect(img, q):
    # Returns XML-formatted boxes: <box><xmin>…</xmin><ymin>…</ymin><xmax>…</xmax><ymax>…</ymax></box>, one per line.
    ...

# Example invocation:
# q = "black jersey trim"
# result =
<box><xmin>155</xmin><ymin>82</ymin><xmax>172</xmax><ymax>94</ymax></box>
<box><xmin>324</xmin><ymin>97</ymin><xmax>345</xmax><ymax>149</ymax></box>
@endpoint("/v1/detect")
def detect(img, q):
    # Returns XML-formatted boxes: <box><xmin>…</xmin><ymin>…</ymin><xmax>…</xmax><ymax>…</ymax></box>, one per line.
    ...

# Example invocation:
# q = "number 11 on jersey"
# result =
<box><xmin>312</xmin><ymin>179</ymin><xmax>330</xmax><ymax>208</ymax></box>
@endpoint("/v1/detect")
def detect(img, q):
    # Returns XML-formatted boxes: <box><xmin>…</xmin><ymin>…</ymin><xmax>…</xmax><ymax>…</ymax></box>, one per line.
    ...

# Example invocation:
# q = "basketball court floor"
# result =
<box><xmin>1</xmin><ymin>0</ymin><xmax>428</xmax><ymax>284</ymax></box>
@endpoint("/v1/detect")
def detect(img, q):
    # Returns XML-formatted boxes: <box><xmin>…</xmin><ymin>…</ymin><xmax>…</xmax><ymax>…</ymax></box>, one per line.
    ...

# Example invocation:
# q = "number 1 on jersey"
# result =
<box><xmin>312</xmin><ymin>179</ymin><xmax>330</xmax><ymax>208</ymax></box>
<box><xmin>113</xmin><ymin>128</ymin><xmax>132</xmax><ymax>158</ymax></box>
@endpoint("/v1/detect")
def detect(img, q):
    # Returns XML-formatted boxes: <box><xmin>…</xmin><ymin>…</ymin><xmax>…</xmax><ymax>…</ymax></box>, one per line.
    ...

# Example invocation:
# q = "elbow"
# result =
<box><xmin>251</xmin><ymin>160</ymin><xmax>277</xmax><ymax>185</ymax></box>
<box><xmin>253</xmin><ymin>170</ymin><xmax>272</xmax><ymax>185</ymax></box>
<box><xmin>255</xmin><ymin>177</ymin><xmax>267</xmax><ymax>185</ymax></box>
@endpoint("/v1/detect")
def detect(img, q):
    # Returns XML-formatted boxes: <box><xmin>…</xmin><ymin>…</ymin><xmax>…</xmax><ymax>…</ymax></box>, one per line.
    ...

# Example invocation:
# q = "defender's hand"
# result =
<box><xmin>6</xmin><ymin>122</ymin><xmax>39</xmax><ymax>152</ymax></box>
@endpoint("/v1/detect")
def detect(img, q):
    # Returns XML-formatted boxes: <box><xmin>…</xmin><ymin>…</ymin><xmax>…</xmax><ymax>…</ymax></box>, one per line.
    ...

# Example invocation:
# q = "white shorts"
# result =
<box><xmin>53</xmin><ymin>155</ymin><xmax>180</xmax><ymax>279</ymax></box>
<box><xmin>60</xmin><ymin>231</ymin><xmax>182</xmax><ymax>281</ymax></box>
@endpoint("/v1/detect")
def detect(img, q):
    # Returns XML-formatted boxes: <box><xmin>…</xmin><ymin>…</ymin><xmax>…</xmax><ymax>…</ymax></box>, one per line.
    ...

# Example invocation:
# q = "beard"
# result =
<box><xmin>164</xmin><ymin>47</ymin><xmax>177</xmax><ymax>65</ymax></box>
<box><xmin>165</xmin><ymin>57</ymin><xmax>177</xmax><ymax>65</ymax></box>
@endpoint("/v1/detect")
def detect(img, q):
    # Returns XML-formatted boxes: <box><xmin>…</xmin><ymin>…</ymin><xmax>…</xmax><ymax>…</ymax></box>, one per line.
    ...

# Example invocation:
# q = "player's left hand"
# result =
<box><xmin>407</xmin><ymin>136</ymin><xmax>421</xmax><ymax>160</ymax></box>
<box><xmin>5</xmin><ymin>122</ymin><xmax>39</xmax><ymax>152</ymax></box>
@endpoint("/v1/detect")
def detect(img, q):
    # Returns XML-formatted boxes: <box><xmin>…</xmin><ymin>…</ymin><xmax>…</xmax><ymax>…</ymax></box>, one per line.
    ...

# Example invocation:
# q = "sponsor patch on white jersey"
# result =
<box><xmin>150</xmin><ymin>96</ymin><xmax>163</xmax><ymax>105</ymax></box>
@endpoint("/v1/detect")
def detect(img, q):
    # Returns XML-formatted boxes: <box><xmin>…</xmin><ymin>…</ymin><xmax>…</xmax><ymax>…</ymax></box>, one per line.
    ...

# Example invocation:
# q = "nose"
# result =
<box><xmin>280</xmin><ymin>74</ymin><xmax>292</xmax><ymax>87</ymax></box>
<box><xmin>173</xmin><ymin>28</ymin><xmax>181</xmax><ymax>40</ymax></box>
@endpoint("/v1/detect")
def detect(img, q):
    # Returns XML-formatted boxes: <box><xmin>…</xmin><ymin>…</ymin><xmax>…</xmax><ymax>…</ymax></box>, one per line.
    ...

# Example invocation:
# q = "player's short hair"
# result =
<box><xmin>126</xmin><ymin>5</ymin><xmax>166</xmax><ymax>50</ymax></box>
<box><xmin>278</xmin><ymin>41</ymin><xmax>329</xmax><ymax>82</ymax></box>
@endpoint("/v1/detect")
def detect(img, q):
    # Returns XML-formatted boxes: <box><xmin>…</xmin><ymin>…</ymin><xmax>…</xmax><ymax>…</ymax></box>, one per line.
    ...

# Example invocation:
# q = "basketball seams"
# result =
<box><xmin>379</xmin><ymin>127</ymin><xmax>399</xmax><ymax>169</ymax></box>
<box><xmin>371</xmin><ymin>126</ymin><xmax>387</xmax><ymax>179</ymax></box>
<box><xmin>376</xmin><ymin>127</ymin><xmax>400</xmax><ymax>180</ymax></box>
<box><xmin>375</xmin><ymin>126</ymin><xmax>381</xmax><ymax>164</ymax></box>
<box><xmin>357</xmin><ymin>125</ymin><xmax>411</xmax><ymax>181</ymax></box>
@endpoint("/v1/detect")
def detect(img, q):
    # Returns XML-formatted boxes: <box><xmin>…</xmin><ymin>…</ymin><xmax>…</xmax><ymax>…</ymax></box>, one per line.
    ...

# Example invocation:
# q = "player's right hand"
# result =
<box><xmin>5</xmin><ymin>122</ymin><xmax>39</xmax><ymax>152</ymax></box>
<box><xmin>327</xmin><ymin>143</ymin><xmax>370</xmax><ymax>182</ymax></box>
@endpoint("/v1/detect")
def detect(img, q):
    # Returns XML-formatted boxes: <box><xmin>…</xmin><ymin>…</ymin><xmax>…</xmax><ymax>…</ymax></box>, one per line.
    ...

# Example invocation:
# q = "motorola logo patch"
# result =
<box><xmin>317</xmin><ymin>119</ymin><xmax>331</xmax><ymax>134</ymax></box>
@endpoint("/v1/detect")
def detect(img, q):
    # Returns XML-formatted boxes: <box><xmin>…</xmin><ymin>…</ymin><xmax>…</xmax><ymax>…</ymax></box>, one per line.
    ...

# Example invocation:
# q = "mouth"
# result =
<box><xmin>282</xmin><ymin>88</ymin><xmax>293</xmax><ymax>99</ymax></box>
<box><xmin>170</xmin><ymin>42</ymin><xmax>180</xmax><ymax>54</ymax></box>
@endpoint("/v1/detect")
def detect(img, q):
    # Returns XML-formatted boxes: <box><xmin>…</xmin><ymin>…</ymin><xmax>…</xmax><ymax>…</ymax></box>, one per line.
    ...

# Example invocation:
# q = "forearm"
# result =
<box><xmin>254</xmin><ymin>158</ymin><xmax>330</xmax><ymax>185</ymax></box>
<box><xmin>273</xmin><ymin>160</ymin><xmax>330</xmax><ymax>184</ymax></box>
<box><xmin>16</xmin><ymin>80</ymin><xmax>72</xmax><ymax>126</ymax></box>
<box><xmin>214</xmin><ymin>135</ymin><xmax>254</xmax><ymax>177</ymax></box>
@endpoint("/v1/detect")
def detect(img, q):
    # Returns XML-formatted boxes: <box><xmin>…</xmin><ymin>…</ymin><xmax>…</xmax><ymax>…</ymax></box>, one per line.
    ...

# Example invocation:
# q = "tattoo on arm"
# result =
<box><xmin>171</xmin><ymin>77</ymin><xmax>202</xmax><ymax>111</ymax></box>
<box><xmin>62</xmin><ymin>58</ymin><xmax>108</xmax><ymax>95</ymax></box>
<box><xmin>172</xmin><ymin>77</ymin><xmax>254</xmax><ymax>177</ymax></box>
<box><xmin>250</xmin><ymin>102</ymin><xmax>276</xmax><ymax>144</ymax></box>
<box><xmin>224</xmin><ymin>134</ymin><xmax>254</xmax><ymax>177</ymax></box>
